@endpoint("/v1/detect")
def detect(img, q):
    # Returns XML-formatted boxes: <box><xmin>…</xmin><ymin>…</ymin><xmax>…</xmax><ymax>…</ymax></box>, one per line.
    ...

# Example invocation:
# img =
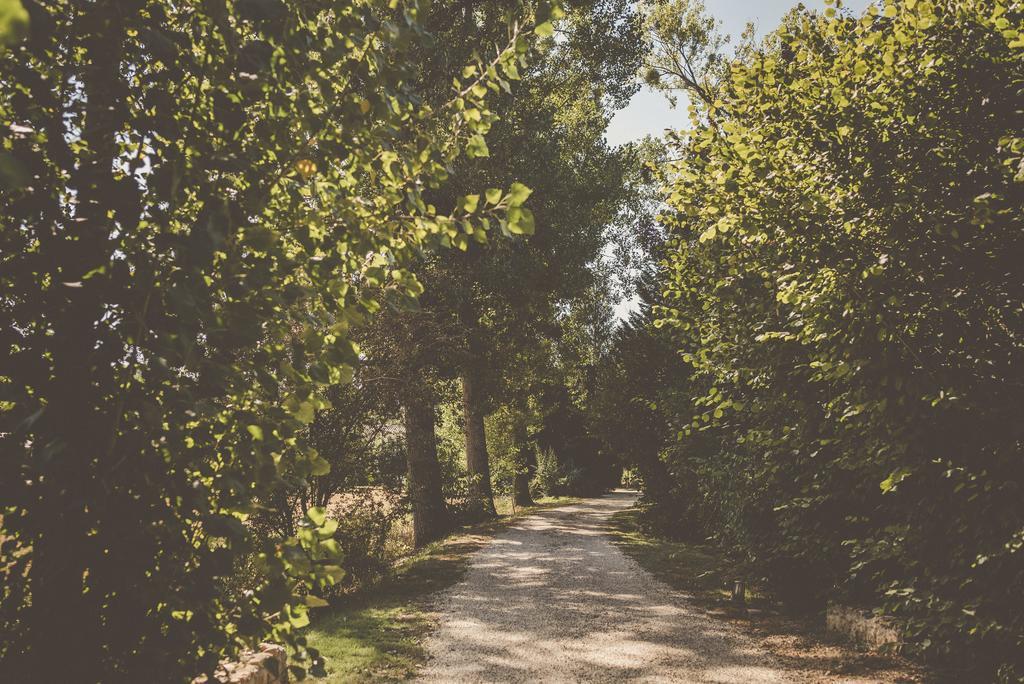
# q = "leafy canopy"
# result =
<box><xmin>653</xmin><ymin>0</ymin><xmax>1024</xmax><ymax>677</ymax></box>
<box><xmin>0</xmin><ymin>0</ymin><xmax>544</xmax><ymax>678</ymax></box>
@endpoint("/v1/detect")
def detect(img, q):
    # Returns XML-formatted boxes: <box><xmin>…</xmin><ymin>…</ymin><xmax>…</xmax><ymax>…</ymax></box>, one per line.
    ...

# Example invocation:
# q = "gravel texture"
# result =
<box><xmin>419</xmin><ymin>490</ymin><xmax>792</xmax><ymax>683</ymax></box>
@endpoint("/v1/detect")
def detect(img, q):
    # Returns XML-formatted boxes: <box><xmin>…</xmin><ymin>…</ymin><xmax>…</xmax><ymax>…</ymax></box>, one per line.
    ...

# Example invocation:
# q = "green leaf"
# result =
<box><xmin>485</xmin><ymin>188</ymin><xmax>502</xmax><ymax>205</ymax></box>
<box><xmin>304</xmin><ymin>594</ymin><xmax>329</xmax><ymax>608</ymax></box>
<box><xmin>309</xmin><ymin>452</ymin><xmax>331</xmax><ymax>476</ymax></box>
<box><xmin>317</xmin><ymin>519</ymin><xmax>338</xmax><ymax>538</ymax></box>
<box><xmin>246</xmin><ymin>424</ymin><xmax>264</xmax><ymax>441</ymax></box>
<box><xmin>506</xmin><ymin>207</ymin><xmax>535</xmax><ymax>235</ymax></box>
<box><xmin>880</xmin><ymin>467</ymin><xmax>913</xmax><ymax>493</ymax></box>
<box><xmin>520</xmin><ymin>208</ymin><xmax>535</xmax><ymax>234</ymax></box>
<box><xmin>307</xmin><ymin>506</ymin><xmax>327</xmax><ymax>527</ymax></box>
<box><xmin>459</xmin><ymin>194</ymin><xmax>480</xmax><ymax>213</ymax></box>
<box><xmin>286</xmin><ymin>399</ymin><xmax>316</xmax><ymax>424</ymax></box>
<box><xmin>0</xmin><ymin>0</ymin><xmax>29</xmax><ymax>49</ymax></box>
<box><xmin>288</xmin><ymin>605</ymin><xmax>310</xmax><ymax>629</ymax></box>
<box><xmin>467</xmin><ymin>135</ymin><xmax>489</xmax><ymax>158</ymax></box>
<box><xmin>536</xmin><ymin>0</ymin><xmax>565</xmax><ymax>24</ymax></box>
<box><xmin>507</xmin><ymin>181</ymin><xmax>532</xmax><ymax>206</ymax></box>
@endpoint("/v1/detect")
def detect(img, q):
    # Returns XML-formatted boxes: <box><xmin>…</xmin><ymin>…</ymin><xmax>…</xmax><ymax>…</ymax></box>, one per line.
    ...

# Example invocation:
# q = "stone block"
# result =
<box><xmin>194</xmin><ymin>643</ymin><xmax>287</xmax><ymax>684</ymax></box>
<box><xmin>826</xmin><ymin>602</ymin><xmax>901</xmax><ymax>651</ymax></box>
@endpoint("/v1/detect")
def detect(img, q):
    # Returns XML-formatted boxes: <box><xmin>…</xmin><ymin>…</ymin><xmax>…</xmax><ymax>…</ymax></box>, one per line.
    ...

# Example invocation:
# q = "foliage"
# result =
<box><xmin>590</xmin><ymin>289</ymin><xmax>696</xmax><ymax>536</ymax></box>
<box><xmin>251</xmin><ymin>378</ymin><xmax>407</xmax><ymax>542</ymax></box>
<box><xmin>608</xmin><ymin>505</ymin><xmax>930</xmax><ymax>681</ymax></box>
<box><xmin>651</xmin><ymin>0</ymin><xmax>1024</xmax><ymax>678</ymax></box>
<box><xmin>325</xmin><ymin>488</ymin><xmax>409</xmax><ymax>593</ymax></box>
<box><xmin>379</xmin><ymin>0</ymin><xmax>646</xmax><ymax>516</ymax></box>
<box><xmin>533</xmin><ymin>378</ymin><xmax>614</xmax><ymax>494</ymax></box>
<box><xmin>485</xmin><ymin>404</ymin><xmax>531</xmax><ymax>499</ymax></box>
<box><xmin>620</xmin><ymin>468</ymin><xmax>642</xmax><ymax>489</ymax></box>
<box><xmin>640</xmin><ymin>0</ymin><xmax>733</xmax><ymax>107</ymax></box>
<box><xmin>530</xmin><ymin>448</ymin><xmax>564</xmax><ymax>497</ymax></box>
<box><xmin>0</xmin><ymin>0</ymin><xmax>27</xmax><ymax>49</ymax></box>
<box><xmin>306</xmin><ymin>383</ymin><xmax>406</xmax><ymax>511</ymax></box>
<box><xmin>0</xmin><ymin>0</ymin><xmax>542</xmax><ymax>677</ymax></box>
<box><xmin>12</xmin><ymin>0</ymin><xmax>1019</xmax><ymax>678</ymax></box>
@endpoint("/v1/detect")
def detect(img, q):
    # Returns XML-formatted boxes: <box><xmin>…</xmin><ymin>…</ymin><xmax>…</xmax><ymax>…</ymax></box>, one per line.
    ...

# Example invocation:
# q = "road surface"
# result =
<box><xmin>420</xmin><ymin>491</ymin><xmax>791</xmax><ymax>683</ymax></box>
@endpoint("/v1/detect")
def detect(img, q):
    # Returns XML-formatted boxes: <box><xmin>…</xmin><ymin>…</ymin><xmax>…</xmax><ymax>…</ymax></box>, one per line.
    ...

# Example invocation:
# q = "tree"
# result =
<box><xmin>640</xmin><ymin>0</ymin><xmax>729</xmax><ymax>107</ymax></box>
<box><xmin>403</xmin><ymin>382</ymin><xmax>449</xmax><ymax>547</ymax></box>
<box><xmin>652</xmin><ymin>0</ymin><xmax>1024</xmax><ymax>677</ymax></box>
<box><xmin>416</xmin><ymin>0</ymin><xmax>646</xmax><ymax>514</ymax></box>
<box><xmin>340</xmin><ymin>0</ymin><xmax>644</xmax><ymax>522</ymax></box>
<box><xmin>590</xmin><ymin>282</ymin><xmax>691</xmax><ymax>526</ymax></box>
<box><xmin>355</xmin><ymin>292</ymin><xmax>461</xmax><ymax>546</ymax></box>
<box><xmin>0</xmin><ymin>0</ymin><xmax>536</xmax><ymax>678</ymax></box>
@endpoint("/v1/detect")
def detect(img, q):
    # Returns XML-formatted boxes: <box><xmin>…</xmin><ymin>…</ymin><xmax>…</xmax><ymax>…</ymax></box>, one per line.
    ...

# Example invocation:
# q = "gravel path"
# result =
<box><xmin>420</xmin><ymin>490</ymin><xmax>792</xmax><ymax>683</ymax></box>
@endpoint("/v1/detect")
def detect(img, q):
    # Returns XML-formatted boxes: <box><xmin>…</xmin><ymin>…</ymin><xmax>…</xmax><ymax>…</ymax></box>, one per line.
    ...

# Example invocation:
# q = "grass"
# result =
<box><xmin>303</xmin><ymin>496</ymin><xmax>579</xmax><ymax>682</ymax></box>
<box><xmin>607</xmin><ymin>506</ymin><xmax>931</xmax><ymax>682</ymax></box>
<box><xmin>606</xmin><ymin>506</ymin><xmax>764</xmax><ymax>609</ymax></box>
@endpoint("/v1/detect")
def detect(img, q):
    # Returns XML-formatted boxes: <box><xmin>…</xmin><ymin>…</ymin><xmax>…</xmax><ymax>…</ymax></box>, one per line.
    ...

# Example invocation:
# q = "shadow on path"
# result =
<box><xmin>419</xmin><ymin>490</ymin><xmax>791</xmax><ymax>683</ymax></box>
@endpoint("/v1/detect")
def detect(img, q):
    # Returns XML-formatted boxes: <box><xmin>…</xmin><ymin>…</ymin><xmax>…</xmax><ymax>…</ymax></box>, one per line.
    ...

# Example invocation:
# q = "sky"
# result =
<box><xmin>605</xmin><ymin>0</ymin><xmax>872</xmax><ymax>146</ymax></box>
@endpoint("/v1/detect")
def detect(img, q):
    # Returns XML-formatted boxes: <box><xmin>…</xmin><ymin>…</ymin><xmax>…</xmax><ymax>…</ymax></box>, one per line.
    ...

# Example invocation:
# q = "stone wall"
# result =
<box><xmin>825</xmin><ymin>602</ymin><xmax>901</xmax><ymax>651</ymax></box>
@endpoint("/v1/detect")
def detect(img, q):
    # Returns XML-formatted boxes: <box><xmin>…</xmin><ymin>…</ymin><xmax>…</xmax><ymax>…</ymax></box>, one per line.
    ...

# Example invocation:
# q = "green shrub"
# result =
<box><xmin>326</xmin><ymin>488</ymin><xmax>409</xmax><ymax>593</ymax></box>
<box><xmin>655</xmin><ymin>0</ymin><xmax>1024</xmax><ymax>677</ymax></box>
<box><xmin>530</xmin><ymin>448</ymin><xmax>565</xmax><ymax>498</ymax></box>
<box><xmin>620</xmin><ymin>468</ymin><xmax>642</xmax><ymax>489</ymax></box>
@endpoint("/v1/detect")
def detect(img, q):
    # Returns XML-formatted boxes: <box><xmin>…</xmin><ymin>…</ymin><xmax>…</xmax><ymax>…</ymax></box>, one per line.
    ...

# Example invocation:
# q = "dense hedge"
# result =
<box><xmin>654</xmin><ymin>0</ymin><xmax>1023</xmax><ymax>678</ymax></box>
<box><xmin>0</xmin><ymin>0</ymin><xmax>533</xmax><ymax>678</ymax></box>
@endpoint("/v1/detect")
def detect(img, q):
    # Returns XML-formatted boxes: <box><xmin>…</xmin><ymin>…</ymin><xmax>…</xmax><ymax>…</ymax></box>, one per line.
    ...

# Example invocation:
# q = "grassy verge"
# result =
<box><xmin>607</xmin><ymin>506</ymin><xmax>763</xmax><ymax>610</ymax></box>
<box><xmin>607</xmin><ymin>506</ymin><xmax>930</xmax><ymax>683</ymax></box>
<box><xmin>304</xmin><ymin>496</ymin><xmax>579</xmax><ymax>682</ymax></box>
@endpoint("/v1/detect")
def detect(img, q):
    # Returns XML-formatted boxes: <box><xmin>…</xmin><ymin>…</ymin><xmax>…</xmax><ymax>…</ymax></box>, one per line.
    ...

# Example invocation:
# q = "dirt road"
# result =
<box><xmin>419</xmin><ymin>491</ymin><xmax>791</xmax><ymax>683</ymax></box>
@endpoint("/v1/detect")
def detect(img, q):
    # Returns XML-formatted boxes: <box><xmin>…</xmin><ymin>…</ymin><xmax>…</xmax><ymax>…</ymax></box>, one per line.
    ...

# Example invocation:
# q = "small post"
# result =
<box><xmin>731</xmin><ymin>578</ymin><xmax>747</xmax><ymax>611</ymax></box>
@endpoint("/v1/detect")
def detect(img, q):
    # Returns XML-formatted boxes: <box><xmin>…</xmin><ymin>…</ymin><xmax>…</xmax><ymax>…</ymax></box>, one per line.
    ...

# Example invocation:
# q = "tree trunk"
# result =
<box><xmin>461</xmin><ymin>367</ymin><xmax>497</xmax><ymax>517</ymax></box>
<box><xmin>403</xmin><ymin>390</ymin><xmax>447</xmax><ymax>547</ymax></box>
<box><xmin>638</xmin><ymin>451</ymin><xmax>672</xmax><ymax>500</ymax></box>
<box><xmin>513</xmin><ymin>441</ymin><xmax>535</xmax><ymax>507</ymax></box>
<box><xmin>27</xmin><ymin>6</ymin><xmax>126</xmax><ymax>678</ymax></box>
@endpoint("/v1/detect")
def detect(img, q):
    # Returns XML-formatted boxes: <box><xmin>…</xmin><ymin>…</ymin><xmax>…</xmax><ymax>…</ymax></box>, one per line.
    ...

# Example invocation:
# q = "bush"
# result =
<box><xmin>620</xmin><ymin>468</ymin><xmax>642</xmax><ymax>489</ymax></box>
<box><xmin>325</xmin><ymin>488</ymin><xmax>409</xmax><ymax>593</ymax></box>
<box><xmin>530</xmin><ymin>448</ymin><xmax>565</xmax><ymax>498</ymax></box>
<box><xmin>654</xmin><ymin>0</ymin><xmax>1024</xmax><ymax>677</ymax></box>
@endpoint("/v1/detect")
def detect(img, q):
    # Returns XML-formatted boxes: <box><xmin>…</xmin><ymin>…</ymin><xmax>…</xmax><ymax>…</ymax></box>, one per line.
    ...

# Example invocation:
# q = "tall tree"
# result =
<box><xmin>356</xmin><ymin>291</ymin><xmax>461</xmax><ymax>545</ymax></box>
<box><xmin>403</xmin><ymin>382</ymin><xmax>448</xmax><ymax>547</ymax></box>
<box><xmin>650</xmin><ymin>0</ymin><xmax>1024</xmax><ymax>677</ymax></box>
<box><xmin>0</xmin><ymin>0</ymin><xmax>532</xmax><ymax>677</ymax></box>
<box><xmin>415</xmin><ymin>0</ymin><xmax>646</xmax><ymax>514</ymax></box>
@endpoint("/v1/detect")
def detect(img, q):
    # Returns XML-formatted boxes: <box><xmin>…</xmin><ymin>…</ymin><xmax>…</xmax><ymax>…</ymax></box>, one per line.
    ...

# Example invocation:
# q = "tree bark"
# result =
<box><xmin>403</xmin><ymin>390</ymin><xmax>447</xmax><ymax>547</ymax></box>
<box><xmin>461</xmin><ymin>367</ymin><xmax>497</xmax><ymax>517</ymax></box>
<box><xmin>513</xmin><ymin>441</ymin><xmax>535</xmax><ymax>507</ymax></box>
<box><xmin>27</xmin><ymin>5</ymin><xmax>126</xmax><ymax>678</ymax></box>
